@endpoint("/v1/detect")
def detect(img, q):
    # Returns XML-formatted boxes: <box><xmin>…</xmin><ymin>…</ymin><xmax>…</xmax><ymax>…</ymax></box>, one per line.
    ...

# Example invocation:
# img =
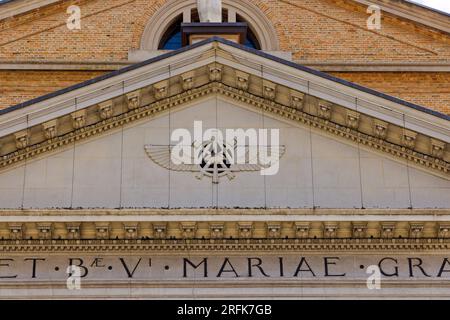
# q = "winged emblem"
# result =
<box><xmin>144</xmin><ymin>139</ymin><xmax>285</xmax><ymax>184</ymax></box>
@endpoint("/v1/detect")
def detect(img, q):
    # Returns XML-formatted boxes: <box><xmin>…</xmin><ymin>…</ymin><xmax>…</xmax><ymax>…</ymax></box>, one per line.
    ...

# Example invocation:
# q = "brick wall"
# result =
<box><xmin>0</xmin><ymin>0</ymin><xmax>448</xmax><ymax>114</ymax></box>
<box><xmin>1</xmin><ymin>0</ymin><xmax>448</xmax><ymax>62</ymax></box>
<box><xmin>1</xmin><ymin>70</ymin><xmax>448</xmax><ymax>115</ymax></box>
<box><xmin>331</xmin><ymin>72</ymin><xmax>450</xmax><ymax>115</ymax></box>
<box><xmin>0</xmin><ymin>70</ymin><xmax>105</xmax><ymax>109</ymax></box>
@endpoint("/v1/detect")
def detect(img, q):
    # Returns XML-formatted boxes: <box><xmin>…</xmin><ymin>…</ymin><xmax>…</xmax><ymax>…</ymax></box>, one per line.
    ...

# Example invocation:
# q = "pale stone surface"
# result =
<box><xmin>0</xmin><ymin>166</ymin><xmax>25</xmax><ymax>208</ymax></box>
<box><xmin>1</xmin><ymin>253</ymin><xmax>450</xmax><ymax>299</ymax></box>
<box><xmin>0</xmin><ymin>98</ymin><xmax>448</xmax><ymax>209</ymax></box>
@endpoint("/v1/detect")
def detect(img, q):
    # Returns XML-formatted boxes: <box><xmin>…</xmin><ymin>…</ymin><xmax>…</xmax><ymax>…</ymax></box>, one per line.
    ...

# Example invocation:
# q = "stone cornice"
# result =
<box><xmin>1</xmin><ymin>0</ymin><xmax>449</xmax><ymax>35</ymax></box>
<box><xmin>0</xmin><ymin>208</ymin><xmax>449</xmax><ymax>220</ymax></box>
<box><xmin>349</xmin><ymin>0</ymin><xmax>450</xmax><ymax>35</ymax></box>
<box><xmin>3</xmin><ymin>60</ymin><xmax>450</xmax><ymax>72</ymax></box>
<box><xmin>0</xmin><ymin>78</ymin><xmax>448</xmax><ymax>179</ymax></box>
<box><xmin>0</xmin><ymin>238</ymin><xmax>449</xmax><ymax>253</ymax></box>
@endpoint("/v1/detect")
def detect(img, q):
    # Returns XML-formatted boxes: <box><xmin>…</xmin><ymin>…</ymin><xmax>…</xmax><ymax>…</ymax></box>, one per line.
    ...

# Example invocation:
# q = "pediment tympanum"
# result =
<box><xmin>0</xmin><ymin>39</ymin><xmax>448</xmax><ymax>210</ymax></box>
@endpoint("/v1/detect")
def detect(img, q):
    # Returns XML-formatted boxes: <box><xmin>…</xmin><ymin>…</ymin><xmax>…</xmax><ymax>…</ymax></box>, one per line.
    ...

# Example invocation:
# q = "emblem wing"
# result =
<box><xmin>144</xmin><ymin>145</ymin><xmax>200</xmax><ymax>172</ymax></box>
<box><xmin>231</xmin><ymin>145</ymin><xmax>286</xmax><ymax>172</ymax></box>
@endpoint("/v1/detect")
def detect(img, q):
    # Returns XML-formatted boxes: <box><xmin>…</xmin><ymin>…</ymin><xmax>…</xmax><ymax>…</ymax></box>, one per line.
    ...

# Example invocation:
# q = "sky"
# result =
<box><xmin>408</xmin><ymin>0</ymin><xmax>450</xmax><ymax>13</ymax></box>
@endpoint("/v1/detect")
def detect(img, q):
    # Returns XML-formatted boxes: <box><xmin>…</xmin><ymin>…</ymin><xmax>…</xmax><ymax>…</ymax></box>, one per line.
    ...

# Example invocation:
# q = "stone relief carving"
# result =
<box><xmin>43</xmin><ymin>120</ymin><xmax>58</xmax><ymax>140</ymax></box>
<box><xmin>197</xmin><ymin>0</ymin><xmax>222</xmax><ymax>23</ymax></box>
<box><xmin>98</xmin><ymin>101</ymin><xmax>114</xmax><ymax>120</ymax></box>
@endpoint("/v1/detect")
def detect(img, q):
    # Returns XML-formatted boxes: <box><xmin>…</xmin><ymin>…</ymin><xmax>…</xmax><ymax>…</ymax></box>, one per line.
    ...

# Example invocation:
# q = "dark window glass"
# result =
<box><xmin>158</xmin><ymin>12</ymin><xmax>261</xmax><ymax>50</ymax></box>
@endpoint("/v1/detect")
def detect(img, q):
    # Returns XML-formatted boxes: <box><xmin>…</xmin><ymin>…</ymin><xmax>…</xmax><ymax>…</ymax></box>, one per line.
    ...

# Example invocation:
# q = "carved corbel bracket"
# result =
<box><xmin>431</xmin><ymin>139</ymin><xmax>446</xmax><ymax>159</ymax></box>
<box><xmin>318</xmin><ymin>102</ymin><xmax>332</xmax><ymax>120</ymax></box>
<box><xmin>323</xmin><ymin>223</ymin><xmax>338</xmax><ymax>238</ymax></box>
<box><xmin>37</xmin><ymin>223</ymin><xmax>52</xmax><ymax>240</ymax></box>
<box><xmin>262</xmin><ymin>80</ymin><xmax>277</xmax><ymax>100</ymax></box>
<box><xmin>208</xmin><ymin>63</ymin><xmax>223</xmax><ymax>82</ymax></box>
<box><xmin>266</xmin><ymin>222</ymin><xmax>281</xmax><ymax>238</ymax></box>
<box><xmin>124</xmin><ymin>222</ymin><xmax>139</xmax><ymax>239</ymax></box>
<box><xmin>381</xmin><ymin>222</ymin><xmax>396</xmax><ymax>238</ymax></box>
<box><xmin>14</xmin><ymin>130</ymin><xmax>29</xmax><ymax>150</ymax></box>
<box><xmin>402</xmin><ymin>129</ymin><xmax>418</xmax><ymax>149</ymax></box>
<box><xmin>352</xmin><ymin>222</ymin><xmax>367</xmax><ymax>238</ymax></box>
<box><xmin>235</xmin><ymin>70</ymin><xmax>249</xmax><ymax>91</ymax></box>
<box><xmin>153</xmin><ymin>223</ymin><xmax>167</xmax><ymax>239</ymax></box>
<box><xmin>373</xmin><ymin>119</ymin><xmax>389</xmax><ymax>139</ymax></box>
<box><xmin>8</xmin><ymin>223</ymin><xmax>24</xmax><ymax>240</ymax></box>
<box><xmin>409</xmin><ymin>223</ymin><xmax>424</xmax><ymax>238</ymax></box>
<box><xmin>181</xmin><ymin>71</ymin><xmax>196</xmax><ymax>91</ymax></box>
<box><xmin>294</xmin><ymin>222</ymin><xmax>310</xmax><ymax>238</ymax></box>
<box><xmin>290</xmin><ymin>91</ymin><xmax>304</xmax><ymax>110</ymax></box>
<box><xmin>438</xmin><ymin>223</ymin><xmax>450</xmax><ymax>238</ymax></box>
<box><xmin>238</xmin><ymin>222</ymin><xmax>253</xmax><ymax>238</ymax></box>
<box><xmin>71</xmin><ymin>109</ymin><xmax>87</xmax><ymax>130</ymax></box>
<box><xmin>346</xmin><ymin>110</ymin><xmax>360</xmax><ymax>129</ymax></box>
<box><xmin>95</xmin><ymin>223</ymin><xmax>110</xmax><ymax>239</ymax></box>
<box><xmin>42</xmin><ymin>119</ymin><xmax>58</xmax><ymax>140</ymax></box>
<box><xmin>98</xmin><ymin>100</ymin><xmax>114</xmax><ymax>120</ymax></box>
<box><xmin>66</xmin><ymin>223</ymin><xmax>81</xmax><ymax>240</ymax></box>
<box><xmin>154</xmin><ymin>80</ymin><xmax>169</xmax><ymax>100</ymax></box>
<box><xmin>180</xmin><ymin>222</ymin><xmax>197</xmax><ymax>239</ymax></box>
<box><xmin>210</xmin><ymin>223</ymin><xmax>225</xmax><ymax>238</ymax></box>
<box><xmin>126</xmin><ymin>91</ymin><xmax>141</xmax><ymax>110</ymax></box>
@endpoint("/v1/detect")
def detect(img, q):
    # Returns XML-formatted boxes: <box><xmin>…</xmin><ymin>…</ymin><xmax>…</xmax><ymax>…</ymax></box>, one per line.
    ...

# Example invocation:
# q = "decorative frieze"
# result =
<box><xmin>126</xmin><ymin>91</ymin><xmax>141</xmax><ymax>110</ymax></box>
<box><xmin>98</xmin><ymin>101</ymin><xmax>114</xmax><ymax>120</ymax></box>
<box><xmin>14</xmin><ymin>130</ymin><xmax>28</xmax><ymax>149</ymax></box>
<box><xmin>0</xmin><ymin>218</ymin><xmax>448</xmax><ymax>241</ymax></box>
<box><xmin>402</xmin><ymin>129</ymin><xmax>418</xmax><ymax>149</ymax></box>
<box><xmin>71</xmin><ymin>110</ymin><xmax>86</xmax><ymax>130</ymax></box>
<box><xmin>373</xmin><ymin>119</ymin><xmax>389</xmax><ymax>139</ymax></box>
<box><xmin>154</xmin><ymin>80</ymin><xmax>169</xmax><ymax>100</ymax></box>
<box><xmin>42</xmin><ymin>120</ymin><xmax>58</xmax><ymax>140</ymax></box>
<box><xmin>235</xmin><ymin>70</ymin><xmax>249</xmax><ymax>91</ymax></box>
<box><xmin>346</xmin><ymin>110</ymin><xmax>360</xmax><ymax>129</ymax></box>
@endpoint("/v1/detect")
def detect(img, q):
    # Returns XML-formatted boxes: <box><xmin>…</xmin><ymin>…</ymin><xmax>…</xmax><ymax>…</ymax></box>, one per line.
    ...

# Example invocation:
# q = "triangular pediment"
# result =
<box><xmin>0</xmin><ymin>39</ymin><xmax>448</xmax><ymax>180</ymax></box>
<box><xmin>0</xmin><ymin>93</ymin><xmax>449</xmax><ymax>210</ymax></box>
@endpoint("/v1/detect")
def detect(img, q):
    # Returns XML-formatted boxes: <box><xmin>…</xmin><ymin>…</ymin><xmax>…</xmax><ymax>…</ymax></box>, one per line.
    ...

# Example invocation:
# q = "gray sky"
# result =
<box><xmin>408</xmin><ymin>0</ymin><xmax>450</xmax><ymax>13</ymax></box>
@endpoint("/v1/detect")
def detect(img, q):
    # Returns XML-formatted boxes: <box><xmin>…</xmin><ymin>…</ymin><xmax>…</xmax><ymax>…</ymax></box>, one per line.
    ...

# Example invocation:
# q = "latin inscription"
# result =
<box><xmin>0</xmin><ymin>255</ymin><xmax>449</xmax><ymax>281</ymax></box>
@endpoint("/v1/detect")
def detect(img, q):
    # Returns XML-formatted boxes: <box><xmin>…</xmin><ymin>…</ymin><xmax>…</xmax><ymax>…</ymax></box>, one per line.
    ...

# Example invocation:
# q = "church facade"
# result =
<box><xmin>0</xmin><ymin>0</ymin><xmax>449</xmax><ymax>299</ymax></box>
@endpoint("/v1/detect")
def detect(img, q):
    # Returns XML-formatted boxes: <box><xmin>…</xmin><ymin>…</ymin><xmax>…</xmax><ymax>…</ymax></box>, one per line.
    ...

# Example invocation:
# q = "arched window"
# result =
<box><xmin>141</xmin><ymin>0</ymin><xmax>278</xmax><ymax>52</ymax></box>
<box><xmin>158</xmin><ymin>9</ymin><xmax>261</xmax><ymax>50</ymax></box>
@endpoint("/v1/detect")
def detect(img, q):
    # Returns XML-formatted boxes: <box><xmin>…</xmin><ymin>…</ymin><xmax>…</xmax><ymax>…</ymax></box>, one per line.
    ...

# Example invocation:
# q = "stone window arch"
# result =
<box><xmin>140</xmin><ymin>0</ymin><xmax>279</xmax><ymax>52</ymax></box>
